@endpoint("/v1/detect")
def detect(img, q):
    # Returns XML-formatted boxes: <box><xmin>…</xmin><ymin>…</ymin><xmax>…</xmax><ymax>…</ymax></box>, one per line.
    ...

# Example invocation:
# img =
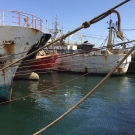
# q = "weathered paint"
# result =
<box><xmin>115</xmin><ymin>68</ymin><xmax>124</xmax><ymax>74</ymax></box>
<box><xmin>54</xmin><ymin>53</ymin><xmax>131</xmax><ymax>75</ymax></box>
<box><xmin>31</xmin><ymin>28</ymin><xmax>41</xmax><ymax>33</ymax></box>
<box><xmin>0</xmin><ymin>10</ymin><xmax>44</xmax><ymax>101</ymax></box>
<box><xmin>30</xmin><ymin>54</ymin><xmax>58</xmax><ymax>70</ymax></box>
<box><xmin>58</xmin><ymin>67</ymin><xmax>65</xmax><ymax>71</ymax></box>
<box><xmin>102</xmin><ymin>55</ymin><xmax>108</xmax><ymax>61</ymax></box>
<box><xmin>26</xmin><ymin>42</ymin><xmax>29</xmax><ymax>45</ymax></box>
<box><xmin>0</xmin><ymin>26</ymin><xmax>43</xmax><ymax>55</ymax></box>
<box><xmin>0</xmin><ymin>26</ymin><xmax>43</xmax><ymax>101</ymax></box>
<box><xmin>3</xmin><ymin>41</ymin><xmax>15</xmax><ymax>54</ymax></box>
<box><xmin>1</xmin><ymin>70</ymin><xmax>6</xmax><ymax>85</ymax></box>
<box><xmin>85</xmin><ymin>67</ymin><xmax>88</xmax><ymax>72</ymax></box>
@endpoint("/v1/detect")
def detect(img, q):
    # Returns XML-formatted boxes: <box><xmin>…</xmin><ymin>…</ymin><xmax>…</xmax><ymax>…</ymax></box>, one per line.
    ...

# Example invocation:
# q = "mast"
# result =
<box><xmin>107</xmin><ymin>19</ymin><xmax>114</xmax><ymax>50</ymax></box>
<box><xmin>52</xmin><ymin>15</ymin><xmax>59</xmax><ymax>40</ymax></box>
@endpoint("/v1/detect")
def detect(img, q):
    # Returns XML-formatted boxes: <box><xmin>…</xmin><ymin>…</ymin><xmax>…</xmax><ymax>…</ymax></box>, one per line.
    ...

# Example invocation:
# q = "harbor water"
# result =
<box><xmin>0</xmin><ymin>72</ymin><xmax>135</xmax><ymax>135</ymax></box>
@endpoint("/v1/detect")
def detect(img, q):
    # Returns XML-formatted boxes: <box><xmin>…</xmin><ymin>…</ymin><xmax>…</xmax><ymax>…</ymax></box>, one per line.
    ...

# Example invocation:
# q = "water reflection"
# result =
<box><xmin>9</xmin><ymin>73</ymin><xmax>135</xmax><ymax>135</ymax></box>
<box><xmin>13</xmin><ymin>72</ymin><xmax>135</xmax><ymax>111</ymax></box>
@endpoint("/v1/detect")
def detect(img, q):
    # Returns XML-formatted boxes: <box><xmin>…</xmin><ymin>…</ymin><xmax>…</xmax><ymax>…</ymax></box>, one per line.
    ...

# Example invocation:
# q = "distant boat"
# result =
<box><xmin>127</xmin><ymin>52</ymin><xmax>135</xmax><ymax>73</ymax></box>
<box><xmin>0</xmin><ymin>10</ymin><xmax>49</xmax><ymax>101</ymax></box>
<box><xmin>29</xmin><ymin>50</ymin><xmax>58</xmax><ymax>71</ymax></box>
<box><xmin>54</xmin><ymin>19</ymin><xmax>132</xmax><ymax>75</ymax></box>
<box><xmin>14</xmin><ymin>33</ymin><xmax>52</xmax><ymax>79</ymax></box>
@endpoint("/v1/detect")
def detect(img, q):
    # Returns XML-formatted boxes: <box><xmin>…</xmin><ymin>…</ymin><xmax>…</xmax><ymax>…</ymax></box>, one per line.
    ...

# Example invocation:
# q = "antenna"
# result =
<box><xmin>52</xmin><ymin>7</ymin><xmax>53</xmax><ymax>29</ymax></box>
<box><xmin>61</xmin><ymin>9</ymin><xmax>64</xmax><ymax>35</ymax></box>
<box><xmin>53</xmin><ymin>15</ymin><xmax>59</xmax><ymax>33</ymax></box>
<box><xmin>46</xmin><ymin>20</ymin><xmax>48</xmax><ymax>32</ymax></box>
<box><xmin>50</xmin><ymin>15</ymin><xmax>60</xmax><ymax>40</ymax></box>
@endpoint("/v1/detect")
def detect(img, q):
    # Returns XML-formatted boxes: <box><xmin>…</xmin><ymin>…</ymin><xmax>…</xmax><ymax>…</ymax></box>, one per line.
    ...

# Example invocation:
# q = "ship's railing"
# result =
<box><xmin>0</xmin><ymin>10</ymin><xmax>42</xmax><ymax>31</ymax></box>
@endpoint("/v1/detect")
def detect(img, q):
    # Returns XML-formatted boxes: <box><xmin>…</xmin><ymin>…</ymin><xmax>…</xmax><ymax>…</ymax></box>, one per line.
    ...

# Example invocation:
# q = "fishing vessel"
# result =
<box><xmin>14</xmin><ymin>33</ymin><xmax>52</xmax><ymax>79</ymax></box>
<box><xmin>29</xmin><ymin>49</ymin><xmax>58</xmax><ymax>71</ymax></box>
<box><xmin>0</xmin><ymin>10</ymin><xmax>48</xmax><ymax>101</ymax></box>
<box><xmin>16</xmin><ymin>16</ymin><xmax>59</xmax><ymax>73</ymax></box>
<box><xmin>127</xmin><ymin>52</ymin><xmax>135</xmax><ymax>73</ymax></box>
<box><xmin>54</xmin><ymin>18</ymin><xmax>132</xmax><ymax>75</ymax></box>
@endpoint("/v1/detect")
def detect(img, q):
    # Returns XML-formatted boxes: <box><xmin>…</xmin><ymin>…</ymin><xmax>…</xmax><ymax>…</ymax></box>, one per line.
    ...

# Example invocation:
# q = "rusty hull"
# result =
<box><xmin>115</xmin><ymin>67</ymin><xmax>125</xmax><ymax>74</ymax></box>
<box><xmin>0</xmin><ymin>26</ymin><xmax>43</xmax><ymax>101</ymax></box>
<box><xmin>3</xmin><ymin>41</ymin><xmax>15</xmax><ymax>54</ymax></box>
<box><xmin>54</xmin><ymin>53</ymin><xmax>131</xmax><ymax>75</ymax></box>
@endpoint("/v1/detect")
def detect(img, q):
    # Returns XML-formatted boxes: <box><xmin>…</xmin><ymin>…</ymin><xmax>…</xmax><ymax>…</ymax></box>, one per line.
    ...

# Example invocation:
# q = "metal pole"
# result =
<box><xmin>2</xmin><ymin>11</ymin><xmax>4</xmax><ymax>25</ymax></box>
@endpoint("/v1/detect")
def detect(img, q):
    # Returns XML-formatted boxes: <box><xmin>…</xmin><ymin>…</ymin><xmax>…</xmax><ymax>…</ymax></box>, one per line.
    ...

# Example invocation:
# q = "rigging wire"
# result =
<box><xmin>1</xmin><ymin>40</ymin><xmax>134</xmax><ymax>73</ymax></box>
<box><xmin>0</xmin><ymin>50</ymin><xmax>29</xmax><ymax>59</ymax></box>
<box><xmin>122</xmin><ymin>29</ymin><xmax>135</xmax><ymax>31</ymax></box>
<box><xmin>0</xmin><ymin>51</ymin><xmax>123</xmax><ymax>76</ymax></box>
<box><xmin>96</xmin><ymin>23</ymin><xmax>108</xmax><ymax>46</ymax></box>
<box><xmin>0</xmin><ymin>11</ymin><xmax>125</xmax><ymax>71</ymax></box>
<box><xmin>9</xmin><ymin>54</ymin><xmax>126</xmax><ymax>76</ymax></box>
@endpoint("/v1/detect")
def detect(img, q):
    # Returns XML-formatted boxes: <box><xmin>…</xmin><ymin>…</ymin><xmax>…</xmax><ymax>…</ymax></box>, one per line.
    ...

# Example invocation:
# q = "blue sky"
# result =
<box><xmin>0</xmin><ymin>0</ymin><xmax>135</xmax><ymax>47</ymax></box>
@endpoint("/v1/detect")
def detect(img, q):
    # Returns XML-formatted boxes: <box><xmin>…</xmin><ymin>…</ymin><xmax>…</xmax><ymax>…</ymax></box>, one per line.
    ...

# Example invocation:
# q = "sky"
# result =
<box><xmin>0</xmin><ymin>0</ymin><xmax>135</xmax><ymax>47</ymax></box>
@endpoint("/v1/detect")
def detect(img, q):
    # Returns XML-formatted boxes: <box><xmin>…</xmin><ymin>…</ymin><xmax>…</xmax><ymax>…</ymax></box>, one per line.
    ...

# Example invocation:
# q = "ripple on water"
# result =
<box><xmin>0</xmin><ymin>73</ymin><xmax>135</xmax><ymax>135</ymax></box>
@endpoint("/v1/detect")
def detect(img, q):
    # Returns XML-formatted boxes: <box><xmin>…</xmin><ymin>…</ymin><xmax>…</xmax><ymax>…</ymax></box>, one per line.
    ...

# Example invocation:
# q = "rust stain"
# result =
<box><xmin>102</xmin><ymin>56</ymin><xmax>108</xmax><ymax>61</ymax></box>
<box><xmin>0</xmin><ymin>55</ymin><xmax>6</xmax><ymax>84</ymax></box>
<box><xmin>2</xmin><ymin>70</ymin><xmax>6</xmax><ymax>84</ymax></box>
<box><xmin>3</xmin><ymin>41</ymin><xmax>15</xmax><ymax>54</ymax></box>
<box><xmin>26</xmin><ymin>42</ymin><xmax>29</xmax><ymax>45</ymax></box>
<box><xmin>24</xmin><ymin>47</ymin><xmax>26</xmax><ymax>51</ymax></box>
<box><xmin>14</xmin><ymin>37</ymin><xmax>21</xmax><ymax>39</ymax></box>
<box><xmin>30</xmin><ymin>28</ymin><xmax>40</xmax><ymax>33</ymax></box>
<box><xmin>85</xmin><ymin>67</ymin><xmax>88</xmax><ymax>72</ymax></box>
<box><xmin>116</xmin><ymin>68</ymin><xmax>124</xmax><ymax>74</ymax></box>
<box><xmin>58</xmin><ymin>67</ymin><xmax>65</xmax><ymax>70</ymax></box>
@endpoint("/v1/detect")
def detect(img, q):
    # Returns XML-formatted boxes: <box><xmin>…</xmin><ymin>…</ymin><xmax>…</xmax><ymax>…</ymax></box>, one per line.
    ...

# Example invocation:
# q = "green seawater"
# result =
<box><xmin>0</xmin><ymin>84</ymin><xmax>10</xmax><ymax>101</ymax></box>
<box><xmin>0</xmin><ymin>72</ymin><xmax>135</xmax><ymax>135</ymax></box>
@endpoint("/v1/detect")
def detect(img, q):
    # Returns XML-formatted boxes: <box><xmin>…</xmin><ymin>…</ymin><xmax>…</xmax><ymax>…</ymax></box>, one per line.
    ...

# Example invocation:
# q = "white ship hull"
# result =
<box><xmin>54</xmin><ymin>53</ymin><xmax>131</xmax><ymax>75</ymax></box>
<box><xmin>0</xmin><ymin>26</ymin><xmax>43</xmax><ymax>101</ymax></box>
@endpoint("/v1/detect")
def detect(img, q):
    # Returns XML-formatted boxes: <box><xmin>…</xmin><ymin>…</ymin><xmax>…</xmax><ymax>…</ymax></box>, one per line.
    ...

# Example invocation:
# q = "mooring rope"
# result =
<box><xmin>0</xmin><ymin>53</ymin><xmax>125</xmax><ymax>77</ymax></box>
<box><xmin>0</xmin><ymin>55</ymin><xmax>128</xmax><ymax>105</ymax></box>
<box><xmin>1</xmin><ymin>51</ymin><xmax>97</xmax><ymax>73</ymax></box>
<box><xmin>1</xmin><ymin>39</ymin><xmax>134</xmax><ymax>72</ymax></box>
<box><xmin>31</xmin><ymin>55</ymin><xmax>130</xmax><ymax>95</ymax></box>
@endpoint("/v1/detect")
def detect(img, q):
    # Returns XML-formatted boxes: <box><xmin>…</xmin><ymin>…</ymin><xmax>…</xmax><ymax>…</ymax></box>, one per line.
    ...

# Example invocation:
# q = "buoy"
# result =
<box><xmin>29</xmin><ymin>72</ymin><xmax>39</xmax><ymax>80</ymax></box>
